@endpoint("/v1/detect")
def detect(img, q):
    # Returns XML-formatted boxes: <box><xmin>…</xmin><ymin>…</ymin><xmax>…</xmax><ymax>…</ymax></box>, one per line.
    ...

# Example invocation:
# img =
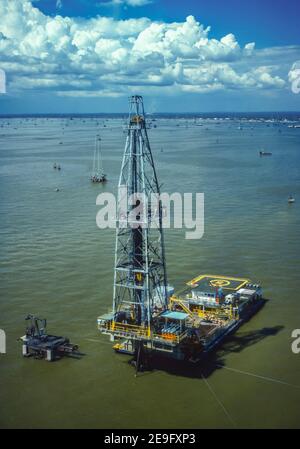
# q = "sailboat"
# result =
<box><xmin>91</xmin><ymin>135</ymin><xmax>107</xmax><ymax>183</ymax></box>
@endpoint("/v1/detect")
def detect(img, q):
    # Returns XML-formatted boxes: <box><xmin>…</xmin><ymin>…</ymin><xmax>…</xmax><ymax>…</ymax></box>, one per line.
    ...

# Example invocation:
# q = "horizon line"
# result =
<box><xmin>0</xmin><ymin>110</ymin><xmax>300</xmax><ymax>117</ymax></box>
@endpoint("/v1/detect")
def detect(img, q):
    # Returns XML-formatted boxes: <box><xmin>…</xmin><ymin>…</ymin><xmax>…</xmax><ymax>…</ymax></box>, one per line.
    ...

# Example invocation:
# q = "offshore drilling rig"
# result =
<box><xmin>98</xmin><ymin>95</ymin><xmax>169</xmax><ymax>370</ymax></box>
<box><xmin>98</xmin><ymin>95</ymin><xmax>264</xmax><ymax>371</ymax></box>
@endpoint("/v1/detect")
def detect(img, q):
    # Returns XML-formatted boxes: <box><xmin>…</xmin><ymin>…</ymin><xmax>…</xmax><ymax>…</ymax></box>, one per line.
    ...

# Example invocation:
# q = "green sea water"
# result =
<box><xmin>0</xmin><ymin>115</ymin><xmax>300</xmax><ymax>428</ymax></box>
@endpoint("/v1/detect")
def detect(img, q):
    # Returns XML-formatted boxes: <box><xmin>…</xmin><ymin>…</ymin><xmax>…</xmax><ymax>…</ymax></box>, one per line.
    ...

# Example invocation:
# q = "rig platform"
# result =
<box><xmin>98</xmin><ymin>274</ymin><xmax>264</xmax><ymax>364</ymax></box>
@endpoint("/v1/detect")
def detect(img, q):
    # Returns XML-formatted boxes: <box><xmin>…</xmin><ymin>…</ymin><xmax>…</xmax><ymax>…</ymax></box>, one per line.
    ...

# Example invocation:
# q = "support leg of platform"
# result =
<box><xmin>22</xmin><ymin>344</ymin><xmax>29</xmax><ymax>356</ymax></box>
<box><xmin>46</xmin><ymin>349</ymin><xmax>54</xmax><ymax>361</ymax></box>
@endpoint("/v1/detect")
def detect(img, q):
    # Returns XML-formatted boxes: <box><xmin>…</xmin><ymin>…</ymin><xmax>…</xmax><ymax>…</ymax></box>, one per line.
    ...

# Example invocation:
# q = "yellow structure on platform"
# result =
<box><xmin>169</xmin><ymin>295</ymin><xmax>193</xmax><ymax>316</ymax></box>
<box><xmin>111</xmin><ymin>321</ymin><xmax>150</xmax><ymax>337</ymax></box>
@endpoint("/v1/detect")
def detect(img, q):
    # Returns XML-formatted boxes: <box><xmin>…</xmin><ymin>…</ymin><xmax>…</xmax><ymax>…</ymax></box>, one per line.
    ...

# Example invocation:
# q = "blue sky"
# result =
<box><xmin>0</xmin><ymin>0</ymin><xmax>300</xmax><ymax>113</ymax></box>
<box><xmin>35</xmin><ymin>0</ymin><xmax>300</xmax><ymax>48</ymax></box>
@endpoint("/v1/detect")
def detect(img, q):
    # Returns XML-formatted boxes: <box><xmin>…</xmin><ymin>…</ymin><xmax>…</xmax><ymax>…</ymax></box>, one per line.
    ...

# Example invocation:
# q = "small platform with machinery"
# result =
<box><xmin>19</xmin><ymin>314</ymin><xmax>80</xmax><ymax>361</ymax></box>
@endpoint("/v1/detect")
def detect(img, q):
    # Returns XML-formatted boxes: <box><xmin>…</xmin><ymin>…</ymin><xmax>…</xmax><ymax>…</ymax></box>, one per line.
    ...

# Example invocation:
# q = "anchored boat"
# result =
<box><xmin>259</xmin><ymin>150</ymin><xmax>272</xmax><ymax>156</ymax></box>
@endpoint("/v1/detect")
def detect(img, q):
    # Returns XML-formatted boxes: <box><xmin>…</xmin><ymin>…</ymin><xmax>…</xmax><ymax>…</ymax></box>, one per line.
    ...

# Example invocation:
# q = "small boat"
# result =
<box><xmin>259</xmin><ymin>150</ymin><xmax>272</xmax><ymax>156</ymax></box>
<box><xmin>53</xmin><ymin>163</ymin><xmax>57</xmax><ymax>169</ymax></box>
<box><xmin>91</xmin><ymin>135</ymin><xmax>107</xmax><ymax>183</ymax></box>
<box><xmin>288</xmin><ymin>196</ymin><xmax>295</xmax><ymax>204</ymax></box>
<box><xmin>57</xmin><ymin>165</ymin><xmax>61</xmax><ymax>170</ymax></box>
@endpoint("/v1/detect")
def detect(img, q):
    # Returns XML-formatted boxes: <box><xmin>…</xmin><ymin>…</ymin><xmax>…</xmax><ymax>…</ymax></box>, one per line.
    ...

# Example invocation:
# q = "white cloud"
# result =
<box><xmin>0</xmin><ymin>0</ymin><xmax>291</xmax><ymax>99</ymax></box>
<box><xmin>288</xmin><ymin>61</ymin><xmax>300</xmax><ymax>94</ymax></box>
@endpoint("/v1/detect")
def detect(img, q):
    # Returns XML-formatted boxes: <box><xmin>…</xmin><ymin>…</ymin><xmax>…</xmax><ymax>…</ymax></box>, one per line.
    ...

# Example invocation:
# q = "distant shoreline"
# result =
<box><xmin>1</xmin><ymin>111</ymin><xmax>300</xmax><ymax>119</ymax></box>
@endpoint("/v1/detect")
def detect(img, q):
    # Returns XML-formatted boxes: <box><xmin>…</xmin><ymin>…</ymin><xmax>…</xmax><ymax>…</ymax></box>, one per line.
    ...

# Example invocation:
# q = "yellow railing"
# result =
<box><xmin>100</xmin><ymin>320</ymin><xmax>187</xmax><ymax>343</ymax></box>
<box><xmin>191</xmin><ymin>306</ymin><xmax>238</xmax><ymax>322</ymax></box>
<box><xmin>169</xmin><ymin>295</ymin><xmax>193</xmax><ymax>316</ymax></box>
<box><xmin>111</xmin><ymin>321</ymin><xmax>150</xmax><ymax>337</ymax></box>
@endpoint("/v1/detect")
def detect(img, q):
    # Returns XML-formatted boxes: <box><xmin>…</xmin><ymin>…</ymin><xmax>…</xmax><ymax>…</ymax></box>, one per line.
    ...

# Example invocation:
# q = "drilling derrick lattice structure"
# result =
<box><xmin>113</xmin><ymin>95</ymin><xmax>168</xmax><ymax>337</ymax></box>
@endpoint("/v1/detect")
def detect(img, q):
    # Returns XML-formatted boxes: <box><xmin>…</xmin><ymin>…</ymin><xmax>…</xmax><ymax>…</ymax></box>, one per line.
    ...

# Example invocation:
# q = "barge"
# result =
<box><xmin>98</xmin><ymin>274</ymin><xmax>264</xmax><ymax>363</ymax></box>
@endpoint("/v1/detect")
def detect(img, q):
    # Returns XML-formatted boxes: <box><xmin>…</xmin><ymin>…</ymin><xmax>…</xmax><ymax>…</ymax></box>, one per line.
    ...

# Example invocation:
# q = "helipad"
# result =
<box><xmin>186</xmin><ymin>274</ymin><xmax>250</xmax><ymax>291</ymax></box>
